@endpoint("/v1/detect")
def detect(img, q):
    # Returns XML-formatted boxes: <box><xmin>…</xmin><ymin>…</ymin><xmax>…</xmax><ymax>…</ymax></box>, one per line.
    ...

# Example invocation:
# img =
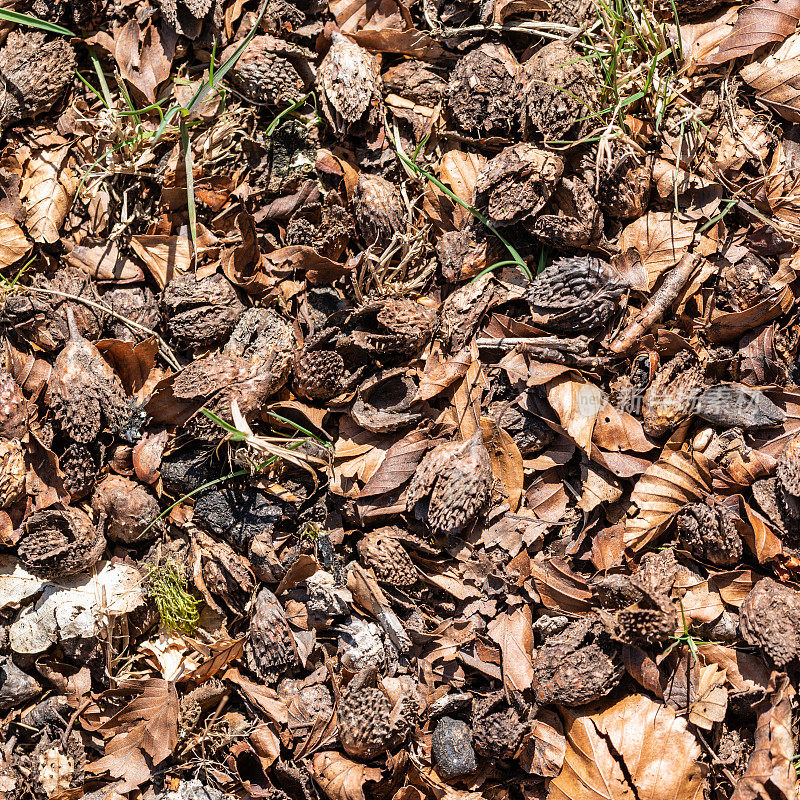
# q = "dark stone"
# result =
<box><xmin>432</xmin><ymin>717</ymin><xmax>477</xmax><ymax>779</ymax></box>
<box><xmin>194</xmin><ymin>487</ymin><xmax>282</xmax><ymax>551</ymax></box>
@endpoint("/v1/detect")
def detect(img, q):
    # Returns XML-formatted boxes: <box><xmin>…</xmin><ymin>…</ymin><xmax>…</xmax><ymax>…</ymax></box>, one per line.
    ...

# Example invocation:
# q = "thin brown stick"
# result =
<box><xmin>24</xmin><ymin>286</ymin><xmax>181</xmax><ymax>370</ymax></box>
<box><xmin>609</xmin><ymin>254</ymin><xmax>699</xmax><ymax>354</ymax></box>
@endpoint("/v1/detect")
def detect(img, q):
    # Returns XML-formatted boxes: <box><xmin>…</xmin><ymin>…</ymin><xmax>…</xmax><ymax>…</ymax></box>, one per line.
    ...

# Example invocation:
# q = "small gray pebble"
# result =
<box><xmin>432</xmin><ymin>716</ymin><xmax>477</xmax><ymax>779</ymax></box>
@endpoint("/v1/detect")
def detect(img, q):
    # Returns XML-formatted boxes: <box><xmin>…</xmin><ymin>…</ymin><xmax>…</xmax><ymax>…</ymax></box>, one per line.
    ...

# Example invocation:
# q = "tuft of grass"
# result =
<box><xmin>146</xmin><ymin>563</ymin><xmax>201</xmax><ymax>634</ymax></box>
<box><xmin>391</xmin><ymin>128</ymin><xmax>533</xmax><ymax>281</ymax></box>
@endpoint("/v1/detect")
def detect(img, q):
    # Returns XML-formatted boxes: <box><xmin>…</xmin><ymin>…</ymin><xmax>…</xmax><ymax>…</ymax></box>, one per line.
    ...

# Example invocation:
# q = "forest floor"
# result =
<box><xmin>0</xmin><ymin>0</ymin><xmax>799</xmax><ymax>799</ymax></box>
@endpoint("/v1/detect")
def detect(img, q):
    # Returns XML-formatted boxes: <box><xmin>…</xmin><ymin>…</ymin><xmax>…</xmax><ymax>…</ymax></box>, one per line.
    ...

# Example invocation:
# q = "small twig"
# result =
<box><xmin>61</xmin><ymin>698</ymin><xmax>93</xmax><ymax>749</ymax></box>
<box><xmin>609</xmin><ymin>254</ymin><xmax>699</xmax><ymax>354</ymax></box>
<box><xmin>695</xmin><ymin>729</ymin><xmax>738</xmax><ymax>787</ymax></box>
<box><xmin>24</xmin><ymin>286</ymin><xmax>181</xmax><ymax>370</ymax></box>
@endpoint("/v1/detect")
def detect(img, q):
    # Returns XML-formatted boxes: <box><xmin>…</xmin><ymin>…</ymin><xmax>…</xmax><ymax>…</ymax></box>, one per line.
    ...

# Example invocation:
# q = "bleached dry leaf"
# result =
<box><xmin>625</xmin><ymin>448</ymin><xmax>712</xmax><ymax>551</ymax></box>
<box><xmin>439</xmin><ymin>150</ymin><xmax>486</xmax><ymax>228</ymax></box>
<box><xmin>688</xmin><ymin>664</ymin><xmax>728</xmax><ymax>730</ymax></box>
<box><xmin>20</xmin><ymin>146</ymin><xmax>76</xmax><ymax>244</ymax></box>
<box><xmin>550</xmin><ymin>694</ymin><xmax>707</xmax><ymax>800</ymax></box>
<box><xmin>0</xmin><ymin>213</ymin><xmax>29</xmax><ymax>269</ymax></box>
<box><xmin>311</xmin><ymin>751</ymin><xmax>382</xmax><ymax>800</ymax></box>
<box><xmin>487</xmin><ymin>605</ymin><xmax>534</xmax><ymax>694</ymax></box>
<box><xmin>9</xmin><ymin>562</ymin><xmax>145</xmax><ymax>654</ymax></box>
<box><xmin>617</xmin><ymin>212</ymin><xmax>696</xmax><ymax>290</ymax></box>
<box><xmin>546</xmin><ymin>375</ymin><xmax>604</xmax><ymax>454</ymax></box>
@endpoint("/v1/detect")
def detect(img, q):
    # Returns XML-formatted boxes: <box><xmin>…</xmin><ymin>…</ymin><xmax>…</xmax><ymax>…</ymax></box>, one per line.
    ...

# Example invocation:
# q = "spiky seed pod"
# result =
<box><xmin>162</xmin><ymin>274</ymin><xmax>245</xmax><ymax>352</ymax></box>
<box><xmin>533</xmin><ymin>615</ymin><xmax>624</xmax><ymax>706</ymax></box>
<box><xmin>0</xmin><ymin>30</ymin><xmax>76</xmax><ymax>128</ymax></box>
<box><xmin>293</xmin><ymin>349</ymin><xmax>345</xmax><ymax>401</ymax></box>
<box><xmin>18</xmin><ymin>507</ymin><xmax>105</xmax><ymax>578</ymax></box>
<box><xmin>405</xmin><ymin>430</ymin><xmax>493</xmax><ymax>536</ymax></box>
<box><xmin>382</xmin><ymin>60</ymin><xmax>447</xmax><ymax>107</ymax></box>
<box><xmin>474</xmin><ymin>144</ymin><xmax>565</xmax><ymax>226</ymax></box>
<box><xmin>103</xmin><ymin>286</ymin><xmax>161</xmax><ymax>343</ymax></box>
<box><xmin>32</xmin><ymin>0</ymin><xmax>108</xmax><ymax>29</ymax></box>
<box><xmin>518</xmin><ymin>41</ymin><xmax>597</xmax><ymax>144</ymax></box>
<box><xmin>526</xmin><ymin>256</ymin><xmax>626</xmax><ymax>333</ymax></box>
<box><xmin>59</xmin><ymin>443</ymin><xmax>99</xmax><ymax>501</ymax></box>
<box><xmin>0</xmin><ymin>369</ymin><xmax>27</xmax><ymax>440</ymax></box>
<box><xmin>92</xmin><ymin>474</ymin><xmax>161</xmax><ymax>543</ymax></box>
<box><xmin>642</xmin><ymin>351</ymin><xmax>704</xmax><ymax>437</ymax></box>
<box><xmin>358</xmin><ymin>531</ymin><xmax>417</xmax><ymax>586</ymax></box>
<box><xmin>596</xmin><ymin>146</ymin><xmax>652</xmax><ymax>220</ymax></box>
<box><xmin>316</xmin><ymin>32</ymin><xmax>381</xmax><ymax>137</ymax></box>
<box><xmin>614</xmin><ymin>585</ymin><xmax>677</xmax><ymax>648</ymax></box>
<box><xmin>338</xmin><ymin>667</ymin><xmax>393</xmax><ymax>759</ymax></box>
<box><xmin>45</xmin><ymin>310</ymin><xmax>127</xmax><ymax>444</ymax></box>
<box><xmin>677</xmin><ymin>500</ymin><xmax>743</xmax><ymax>566</ymax></box>
<box><xmin>225</xmin><ymin>35</ymin><xmax>314</xmax><ymax>106</ymax></box>
<box><xmin>158</xmin><ymin>0</ymin><xmax>222</xmax><ymax>36</ymax></box>
<box><xmin>489</xmin><ymin>402</ymin><xmax>554</xmax><ymax>456</ymax></box>
<box><xmin>0</xmin><ymin>440</ymin><xmax>25</xmax><ymax>509</ymax></box>
<box><xmin>353</xmin><ymin>174</ymin><xmax>405</xmax><ymax>249</ymax></box>
<box><xmin>349</xmin><ymin>298</ymin><xmax>437</xmax><ymax>362</ymax></box>
<box><xmin>471</xmin><ymin>692</ymin><xmax>527</xmax><ymax>759</ymax></box>
<box><xmin>740</xmin><ymin>578</ymin><xmax>800</xmax><ymax>667</ymax></box>
<box><xmin>777</xmin><ymin>437</ymin><xmax>800</xmax><ymax>497</ymax></box>
<box><xmin>224</xmin><ymin>308</ymin><xmax>295</xmax><ymax>389</ymax></box>
<box><xmin>245</xmin><ymin>588</ymin><xmax>299</xmax><ymax>683</ymax></box>
<box><xmin>448</xmin><ymin>43</ymin><xmax>519</xmax><ymax>137</ymax></box>
<box><xmin>31</xmin><ymin>730</ymin><xmax>85</xmax><ymax>799</ymax></box>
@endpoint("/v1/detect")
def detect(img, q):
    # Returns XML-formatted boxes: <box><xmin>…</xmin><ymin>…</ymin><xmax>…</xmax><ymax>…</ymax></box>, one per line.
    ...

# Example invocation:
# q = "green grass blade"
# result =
<box><xmin>0</xmin><ymin>9</ymin><xmax>74</xmax><ymax>36</ymax></box>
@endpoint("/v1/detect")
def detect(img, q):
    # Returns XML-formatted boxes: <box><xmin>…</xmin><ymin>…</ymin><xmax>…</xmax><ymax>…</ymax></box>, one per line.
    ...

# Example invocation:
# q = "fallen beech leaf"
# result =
<box><xmin>530</xmin><ymin>557</ymin><xmax>592</xmax><ymax>614</ymax></box>
<box><xmin>418</xmin><ymin>344</ymin><xmax>474</xmax><ymax>401</ymax></box>
<box><xmin>617</xmin><ymin>211</ymin><xmax>696</xmax><ymax>289</ymax></box>
<box><xmin>487</xmin><ymin>605</ymin><xmax>534</xmax><ymax>694</ymax></box>
<box><xmin>688</xmin><ymin>664</ymin><xmax>728</xmax><ymax>730</ymax></box>
<box><xmin>710</xmin><ymin>569</ymin><xmax>760</xmax><ymax>607</ymax></box>
<box><xmin>626</xmin><ymin>448</ymin><xmax>712</xmax><ymax>550</ymax></box>
<box><xmin>731</xmin><ymin>673</ymin><xmax>796</xmax><ymax>800</ymax></box>
<box><xmin>20</xmin><ymin>146</ymin><xmax>76</xmax><ymax>244</ymax></box>
<box><xmin>519</xmin><ymin>710</ymin><xmax>566</xmax><ymax>777</ymax></box>
<box><xmin>546</xmin><ymin>375</ymin><xmax>604</xmax><ymax>453</ymax></box>
<box><xmin>705</xmin><ymin>0</ymin><xmax>800</xmax><ymax>64</ymax></box>
<box><xmin>550</xmin><ymin>693</ymin><xmax>707</xmax><ymax>800</ymax></box>
<box><xmin>481</xmin><ymin>416</ymin><xmax>524</xmax><ymax>511</ymax></box>
<box><xmin>0</xmin><ymin>212</ymin><xmax>29</xmax><ymax>269</ymax></box>
<box><xmin>439</xmin><ymin>149</ymin><xmax>486</xmax><ymax>229</ymax></box>
<box><xmin>130</xmin><ymin>234</ymin><xmax>192</xmax><ymax>288</ymax></box>
<box><xmin>493</xmin><ymin>0</ymin><xmax>549</xmax><ymax>22</ymax></box>
<box><xmin>64</xmin><ymin>240</ymin><xmax>144</xmax><ymax>283</ymax></box>
<box><xmin>310</xmin><ymin>751</ymin><xmax>382</xmax><ymax>800</ymax></box>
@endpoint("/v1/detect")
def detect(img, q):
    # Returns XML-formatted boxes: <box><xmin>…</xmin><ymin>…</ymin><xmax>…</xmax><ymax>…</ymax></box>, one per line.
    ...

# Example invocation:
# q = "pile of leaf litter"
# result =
<box><xmin>5</xmin><ymin>0</ymin><xmax>800</xmax><ymax>798</ymax></box>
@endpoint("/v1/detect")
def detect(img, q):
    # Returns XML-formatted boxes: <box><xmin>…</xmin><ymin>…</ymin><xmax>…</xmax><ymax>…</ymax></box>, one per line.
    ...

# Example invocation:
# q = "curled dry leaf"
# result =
<box><xmin>310</xmin><ymin>751</ymin><xmax>382</xmax><ymax>800</ymax></box>
<box><xmin>545</xmin><ymin>375</ymin><xmax>605</xmax><ymax>454</ymax></box>
<box><xmin>19</xmin><ymin>146</ymin><xmax>77</xmax><ymax>244</ymax></box>
<box><xmin>626</xmin><ymin>448</ymin><xmax>712</xmax><ymax>550</ymax></box>
<box><xmin>487</xmin><ymin>605</ymin><xmax>534</xmax><ymax>695</ymax></box>
<box><xmin>0</xmin><ymin>213</ymin><xmax>29</xmax><ymax>269</ymax></box>
<box><xmin>480</xmin><ymin>416</ymin><xmax>524</xmax><ymax>511</ymax></box>
<box><xmin>705</xmin><ymin>0</ymin><xmax>800</xmax><ymax>64</ymax></box>
<box><xmin>617</xmin><ymin>211</ymin><xmax>696</xmax><ymax>290</ymax></box>
<box><xmin>550</xmin><ymin>693</ymin><xmax>707</xmax><ymax>800</ymax></box>
<box><xmin>731</xmin><ymin>674</ymin><xmax>797</xmax><ymax>800</ymax></box>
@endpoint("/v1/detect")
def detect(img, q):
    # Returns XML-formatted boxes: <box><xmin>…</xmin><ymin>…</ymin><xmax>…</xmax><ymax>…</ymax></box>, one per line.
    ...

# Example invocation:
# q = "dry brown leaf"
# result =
<box><xmin>87</xmin><ymin>679</ymin><xmax>179</xmax><ymax>790</ymax></box>
<box><xmin>550</xmin><ymin>693</ymin><xmax>707</xmax><ymax>800</ymax></box>
<box><xmin>20</xmin><ymin>146</ymin><xmax>76</xmax><ymax>244</ymax></box>
<box><xmin>439</xmin><ymin>150</ymin><xmax>486</xmax><ymax>229</ymax></box>
<box><xmin>731</xmin><ymin>674</ymin><xmax>797</xmax><ymax>800</ymax></box>
<box><xmin>530</xmin><ymin>557</ymin><xmax>592</xmax><ymax>614</ymax></box>
<box><xmin>705</xmin><ymin>0</ymin><xmax>800</xmax><ymax>64</ymax></box>
<box><xmin>481</xmin><ymin>416</ymin><xmax>524</xmax><ymax>511</ymax></box>
<box><xmin>130</xmin><ymin>234</ymin><xmax>192</xmax><ymax>288</ymax></box>
<box><xmin>688</xmin><ymin>664</ymin><xmax>728</xmax><ymax>730</ymax></box>
<box><xmin>419</xmin><ymin>343</ymin><xmax>474</xmax><ymax>401</ymax></box>
<box><xmin>617</xmin><ymin>212</ymin><xmax>696</xmax><ymax>290</ymax></box>
<box><xmin>65</xmin><ymin>240</ymin><xmax>144</xmax><ymax>283</ymax></box>
<box><xmin>742</xmin><ymin>52</ymin><xmax>800</xmax><ymax>123</ymax></box>
<box><xmin>709</xmin><ymin>569</ymin><xmax>760</xmax><ymax>607</ymax></box>
<box><xmin>487</xmin><ymin>605</ymin><xmax>534</xmax><ymax>694</ymax></box>
<box><xmin>742</xmin><ymin>502</ymin><xmax>784</xmax><ymax>563</ymax></box>
<box><xmin>493</xmin><ymin>0</ymin><xmax>549</xmax><ymax>22</ymax></box>
<box><xmin>0</xmin><ymin>212</ymin><xmax>29</xmax><ymax>269</ymax></box>
<box><xmin>519</xmin><ymin>710</ymin><xmax>566</xmax><ymax>777</ymax></box>
<box><xmin>626</xmin><ymin>448</ymin><xmax>712</xmax><ymax>551</ymax></box>
<box><xmin>546</xmin><ymin>375</ymin><xmax>604</xmax><ymax>454</ymax></box>
<box><xmin>696</xmin><ymin>644</ymin><xmax>771</xmax><ymax>691</ymax></box>
<box><xmin>310</xmin><ymin>751</ymin><xmax>382</xmax><ymax>800</ymax></box>
<box><xmin>591</xmin><ymin>399</ymin><xmax>655</xmax><ymax>453</ymax></box>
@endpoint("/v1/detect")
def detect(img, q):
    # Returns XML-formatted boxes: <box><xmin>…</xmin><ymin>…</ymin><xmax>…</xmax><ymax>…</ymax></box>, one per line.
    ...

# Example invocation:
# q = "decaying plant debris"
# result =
<box><xmin>5</xmin><ymin>0</ymin><xmax>800</xmax><ymax>799</ymax></box>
